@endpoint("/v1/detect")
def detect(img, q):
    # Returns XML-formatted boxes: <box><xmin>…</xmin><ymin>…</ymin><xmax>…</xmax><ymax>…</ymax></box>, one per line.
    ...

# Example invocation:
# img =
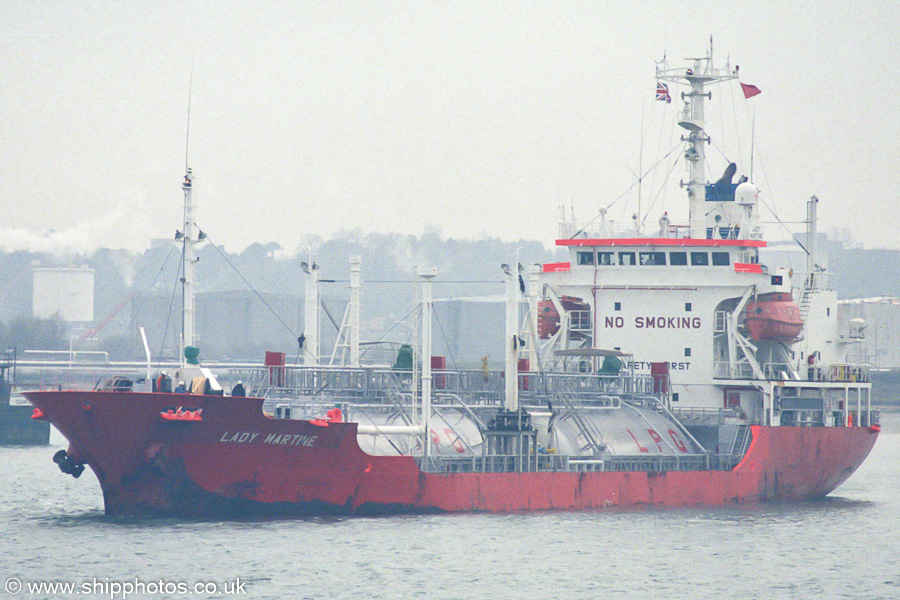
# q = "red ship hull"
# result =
<box><xmin>25</xmin><ymin>390</ymin><xmax>879</xmax><ymax>516</ymax></box>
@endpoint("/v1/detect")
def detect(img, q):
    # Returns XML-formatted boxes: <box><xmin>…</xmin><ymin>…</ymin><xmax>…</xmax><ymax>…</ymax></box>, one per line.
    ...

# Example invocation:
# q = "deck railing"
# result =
<box><xmin>246</xmin><ymin>365</ymin><xmax>657</xmax><ymax>406</ymax></box>
<box><xmin>671</xmin><ymin>406</ymin><xmax>743</xmax><ymax>424</ymax></box>
<box><xmin>713</xmin><ymin>360</ymin><xmax>872</xmax><ymax>384</ymax></box>
<box><xmin>420</xmin><ymin>452</ymin><xmax>711</xmax><ymax>474</ymax></box>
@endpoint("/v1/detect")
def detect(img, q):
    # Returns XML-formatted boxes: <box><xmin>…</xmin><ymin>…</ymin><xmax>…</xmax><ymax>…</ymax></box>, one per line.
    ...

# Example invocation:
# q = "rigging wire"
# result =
<box><xmin>730</xmin><ymin>79</ymin><xmax>798</xmax><ymax>247</ymax></box>
<box><xmin>432</xmin><ymin>308</ymin><xmax>459</xmax><ymax>370</ymax></box>
<box><xmin>185</xmin><ymin>58</ymin><xmax>193</xmax><ymax>172</ymax></box>
<box><xmin>707</xmin><ymin>137</ymin><xmax>733</xmax><ymax>166</ymax></box>
<box><xmin>111</xmin><ymin>244</ymin><xmax>178</xmax><ymax>362</ymax></box>
<box><xmin>572</xmin><ymin>72</ymin><xmax>807</xmax><ymax>254</ymax></box>
<box><xmin>155</xmin><ymin>246</ymin><xmax>184</xmax><ymax>371</ymax></box>
<box><xmin>650</xmin><ymin>92</ymin><xmax>674</xmax><ymax>218</ymax></box>
<box><xmin>727</xmin><ymin>85</ymin><xmax>808</xmax><ymax>252</ymax></box>
<box><xmin>357</xmin><ymin>304</ymin><xmax>420</xmax><ymax>362</ymax></box>
<box><xmin>639</xmin><ymin>153</ymin><xmax>682</xmax><ymax>228</ymax></box>
<box><xmin>751</xmin><ymin>142</ymin><xmax>809</xmax><ymax>254</ymax></box>
<box><xmin>570</xmin><ymin>140</ymin><xmax>684</xmax><ymax>239</ymax></box>
<box><xmin>204</xmin><ymin>234</ymin><xmax>299</xmax><ymax>339</ymax></box>
<box><xmin>718</xmin><ymin>79</ymin><xmax>729</xmax><ymax>162</ymax></box>
<box><xmin>319</xmin><ymin>298</ymin><xmax>342</xmax><ymax>332</ymax></box>
<box><xmin>637</xmin><ymin>98</ymin><xmax>645</xmax><ymax>231</ymax></box>
<box><xmin>729</xmin><ymin>79</ymin><xmax>746</xmax><ymax>178</ymax></box>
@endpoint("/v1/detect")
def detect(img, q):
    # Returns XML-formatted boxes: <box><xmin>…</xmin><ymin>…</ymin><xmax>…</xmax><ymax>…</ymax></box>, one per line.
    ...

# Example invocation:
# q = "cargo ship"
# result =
<box><xmin>26</xmin><ymin>46</ymin><xmax>880</xmax><ymax>517</ymax></box>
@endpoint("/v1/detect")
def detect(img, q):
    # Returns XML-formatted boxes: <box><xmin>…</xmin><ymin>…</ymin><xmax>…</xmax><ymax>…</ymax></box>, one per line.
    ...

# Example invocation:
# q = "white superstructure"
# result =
<box><xmin>534</xmin><ymin>45</ymin><xmax>871</xmax><ymax>430</ymax></box>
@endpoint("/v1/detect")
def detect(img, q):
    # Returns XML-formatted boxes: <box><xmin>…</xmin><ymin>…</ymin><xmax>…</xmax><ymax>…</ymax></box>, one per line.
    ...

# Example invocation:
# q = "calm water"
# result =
<box><xmin>2</xmin><ymin>414</ymin><xmax>899</xmax><ymax>600</ymax></box>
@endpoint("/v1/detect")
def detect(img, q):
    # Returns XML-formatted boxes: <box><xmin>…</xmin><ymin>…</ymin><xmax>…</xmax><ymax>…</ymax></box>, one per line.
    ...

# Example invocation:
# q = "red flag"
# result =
<box><xmin>740</xmin><ymin>82</ymin><xmax>761</xmax><ymax>99</ymax></box>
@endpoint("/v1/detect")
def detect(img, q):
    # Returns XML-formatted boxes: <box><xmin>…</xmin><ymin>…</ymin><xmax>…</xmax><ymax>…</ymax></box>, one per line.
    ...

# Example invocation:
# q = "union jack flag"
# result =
<box><xmin>656</xmin><ymin>82</ymin><xmax>671</xmax><ymax>103</ymax></box>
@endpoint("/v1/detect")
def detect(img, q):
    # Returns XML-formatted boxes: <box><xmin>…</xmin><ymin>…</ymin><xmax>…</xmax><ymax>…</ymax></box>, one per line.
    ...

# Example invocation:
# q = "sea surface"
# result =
<box><xmin>2</xmin><ymin>414</ymin><xmax>899</xmax><ymax>600</ymax></box>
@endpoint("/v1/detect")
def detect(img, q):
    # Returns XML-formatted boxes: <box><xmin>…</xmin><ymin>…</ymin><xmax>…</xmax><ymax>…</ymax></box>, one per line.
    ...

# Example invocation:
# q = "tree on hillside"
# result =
<box><xmin>0</xmin><ymin>315</ymin><xmax>68</xmax><ymax>352</ymax></box>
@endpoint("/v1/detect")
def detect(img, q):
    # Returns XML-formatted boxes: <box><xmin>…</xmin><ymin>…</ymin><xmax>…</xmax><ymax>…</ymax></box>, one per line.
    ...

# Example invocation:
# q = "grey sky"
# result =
<box><xmin>2</xmin><ymin>1</ymin><xmax>898</xmax><ymax>254</ymax></box>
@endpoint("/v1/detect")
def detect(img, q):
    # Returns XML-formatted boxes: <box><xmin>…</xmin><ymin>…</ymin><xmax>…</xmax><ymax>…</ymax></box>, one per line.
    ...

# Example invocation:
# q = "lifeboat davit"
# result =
<box><xmin>743</xmin><ymin>292</ymin><xmax>803</xmax><ymax>342</ymax></box>
<box><xmin>538</xmin><ymin>296</ymin><xmax>590</xmax><ymax>339</ymax></box>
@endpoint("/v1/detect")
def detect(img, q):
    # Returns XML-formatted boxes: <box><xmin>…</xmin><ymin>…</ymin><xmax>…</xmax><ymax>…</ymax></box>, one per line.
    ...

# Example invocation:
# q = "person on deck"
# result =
<box><xmin>156</xmin><ymin>371</ymin><xmax>172</xmax><ymax>393</ymax></box>
<box><xmin>232</xmin><ymin>381</ymin><xmax>246</xmax><ymax>397</ymax></box>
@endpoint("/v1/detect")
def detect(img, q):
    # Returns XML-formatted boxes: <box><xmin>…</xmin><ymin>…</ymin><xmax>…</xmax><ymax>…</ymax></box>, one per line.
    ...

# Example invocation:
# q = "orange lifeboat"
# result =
<box><xmin>743</xmin><ymin>292</ymin><xmax>803</xmax><ymax>342</ymax></box>
<box><xmin>538</xmin><ymin>296</ymin><xmax>590</xmax><ymax>339</ymax></box>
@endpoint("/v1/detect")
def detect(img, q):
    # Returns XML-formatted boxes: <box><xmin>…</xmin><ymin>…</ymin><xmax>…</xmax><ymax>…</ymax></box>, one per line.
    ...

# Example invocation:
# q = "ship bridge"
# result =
<box><xmin>551</xmin><ymin>236</ymin><xmax>766</xmax><ymax>274</ymax></box>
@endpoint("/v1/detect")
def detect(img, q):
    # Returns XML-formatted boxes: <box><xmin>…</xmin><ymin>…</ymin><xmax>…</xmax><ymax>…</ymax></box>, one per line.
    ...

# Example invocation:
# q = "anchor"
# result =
<box><xmin>52</xmin><ymin>448</ymin><xmax>85</xmax><ymax>479</ymax></box>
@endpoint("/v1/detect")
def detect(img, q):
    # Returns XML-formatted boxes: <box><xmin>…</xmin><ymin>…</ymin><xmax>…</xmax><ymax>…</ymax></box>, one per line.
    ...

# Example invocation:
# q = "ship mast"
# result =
<box><xmin>806</xmin><ymin>195</ymin><xmax>819</xmax><ymax>288</ymax></box>
<box><xmin>180</xmin><ymin>64</ymin><xmax>198</xmax><ymax>364</ymax></box>
<box><xmin>301</xmin><ymin>254</ymin><xmax>320</xmax><ymax>366</ymax></box>
<box><xmin>181</xmin><ymin>168</ymin><xmax>197</xmax><ymax>359</ymax></box>
<box><xmin>502</xmin><ymin>261</ymin><xmax>521</xmax><ymax>412</ymax></box>
<box><xmin>657</xmin><ymin>39</ymin><xmax>738</xmax><ymax>239</ymax></box>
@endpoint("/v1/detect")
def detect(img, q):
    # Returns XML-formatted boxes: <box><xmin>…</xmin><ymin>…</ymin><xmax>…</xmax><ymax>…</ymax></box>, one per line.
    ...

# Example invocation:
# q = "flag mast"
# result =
<box><xmin>656</xmin><ymin>38</ymin><xmax>738</xmax><ymax>239</ymax></box>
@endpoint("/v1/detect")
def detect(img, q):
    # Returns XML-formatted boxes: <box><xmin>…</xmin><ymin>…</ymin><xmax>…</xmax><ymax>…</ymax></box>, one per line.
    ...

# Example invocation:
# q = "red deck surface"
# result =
<box><xmin>25</xmin><ymin>390</ymin><xmax>879</xmax><ymax>516</ymax></box>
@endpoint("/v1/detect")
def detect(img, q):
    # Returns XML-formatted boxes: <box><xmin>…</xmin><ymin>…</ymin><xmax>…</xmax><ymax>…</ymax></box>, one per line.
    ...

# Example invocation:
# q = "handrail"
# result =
<box><xmin>23</xmin><ymin>350</ymin><xmax>110</xmax><ymax>364</ymax></box>
<box><xmin>243</xmin><ymin>364</ymin><xmax>655</xmax><ymax>402</ymax></box>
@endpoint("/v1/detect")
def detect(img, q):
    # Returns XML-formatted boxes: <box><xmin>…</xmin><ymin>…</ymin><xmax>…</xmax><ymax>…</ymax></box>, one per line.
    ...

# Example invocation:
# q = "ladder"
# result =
<box><xmin>729</xmin><ymin>424</ymin><xmax>752</xmax><ymax>458</ymax></box>
<box><xmin>798</xmin><ymin>286</ymin><xmax>813</xmax><ymax>322</ymax></box>
<box><xmin>556</xmin><ymin>391</ymin><xmax>606</xmax><ymax>455</ymax></box>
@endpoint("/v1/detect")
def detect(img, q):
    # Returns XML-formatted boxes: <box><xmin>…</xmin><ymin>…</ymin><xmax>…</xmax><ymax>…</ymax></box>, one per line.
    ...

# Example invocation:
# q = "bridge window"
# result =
<box><xmin>639</xmin><ymin>251</ymin><xmax>667</xmax><ymax>266</ymax></box>
<box><xmin>619</xmin><ymin>252</ymin><xmax>636</xmax><ymax>266</ymax></box>
<box><xmin>670</xmin><ymin>251</ymin><xmax>687</xmax><ymax>265</ymax></box>
<box><xmin>576</xmin><ymin>251</ymin><xmax>595</xmax><ymax>266</ymax></box>
<box><xmin>597</xmin><ymin>252</ymin><xmax>615</xmax><ymax>265</ymax></box>
<box><xmin>690</xmin><ymin>252</ymin><xmax>709</xmax><ymax>266</ymax></box>
<box><xmin>712</xmin><ymin>252</ymin><xmax>730</xmax><ymax>266</ymax></box>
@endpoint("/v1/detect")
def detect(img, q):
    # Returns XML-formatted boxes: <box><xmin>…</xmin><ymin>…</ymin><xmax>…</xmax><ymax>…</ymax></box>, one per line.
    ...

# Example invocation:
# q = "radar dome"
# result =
<box><xmin>736</xmin><ymin>182</ymin><xmax>759</xmax><ymax>205</ymax></box>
